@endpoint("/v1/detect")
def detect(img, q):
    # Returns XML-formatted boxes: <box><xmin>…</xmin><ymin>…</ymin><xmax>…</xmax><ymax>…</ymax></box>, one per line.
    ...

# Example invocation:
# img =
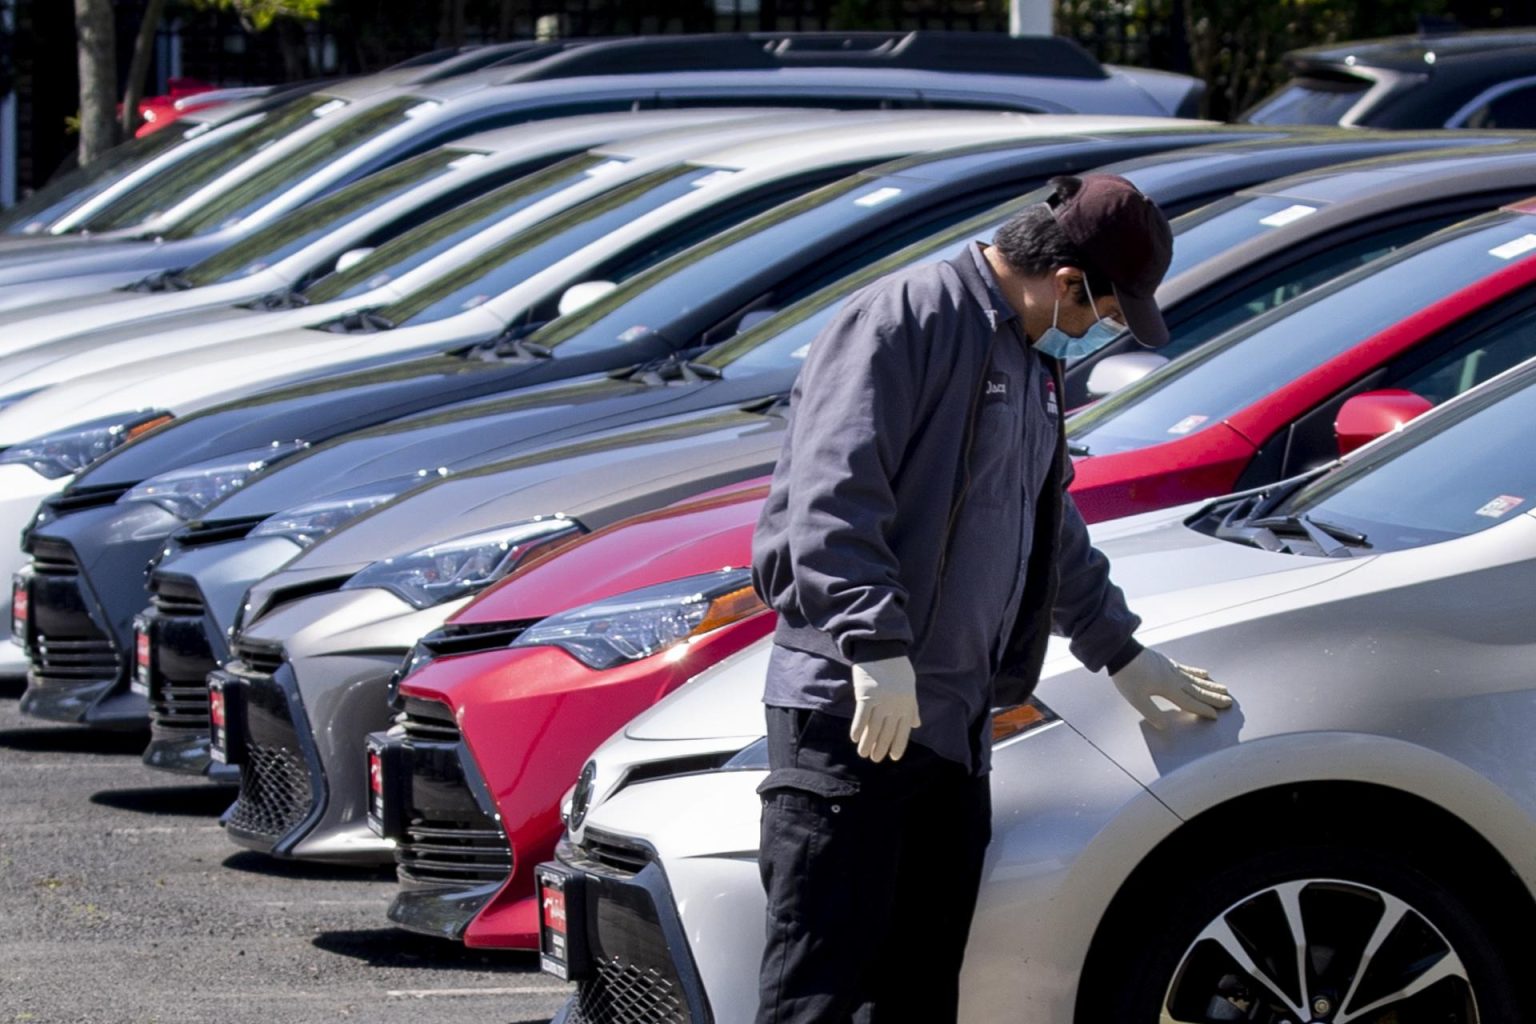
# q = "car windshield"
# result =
<box><xmin>1066</xmin><ymin>212</ymin><xmax>1536</xmax><ymax>457</ymax></box>
<box><xmin>1271</xmin><ymin>365</ymin><xmax>1536</xmax><ymax>552</ymax></box>
<box><xmin>160</xmin><ymin>96</ymin><xmax>429</xmax><ymax>238</ymax></box>
<box><xmin>1166</xmin><ymin>194</ymin><xmax>1333</xmax><ymax>279</ymax></box>
<box><xmin>178</xmin><ymin>148</ymin><xmax>471</xmax><ymax>288</ymax></box>
<box><xmin>0</xmin><ymin>124</ymin><xmax>194</xmax><ymax>235</ymax></box>
<box><xmin>1242</xmin><ymin>76</ymin><xmax>1372</xmax><ymax>126</ymax></box>
<box><xmin>699</xmin><ymin>191</ymin><xmax>1045</xmax><ymax>370</ymax></box>
<box><xmin>373</xmin><ymin>163</ymin><xmax>711</xmax><ymax>327</ymax></box>
<box><xmin>301</xmin><ymin>153</ymin><xmax>607</xmax><ymax>304</ymax></box>
<box><xmin>71</xmin><ymin>93</ymin><xmax>346</xmax><ymax>233</ymax></box>
<box><xmin>525</xmin><ymin>174</ymin><xmax>920</xmax><ymax>357</ymax></box>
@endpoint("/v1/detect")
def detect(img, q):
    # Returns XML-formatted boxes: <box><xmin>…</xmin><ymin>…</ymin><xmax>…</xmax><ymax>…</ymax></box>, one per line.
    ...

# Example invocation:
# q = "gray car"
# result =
<box><xmin>549</xmin><ymin>350</ymin><xmax>1536</xmax><ymax>1024</ymax></box>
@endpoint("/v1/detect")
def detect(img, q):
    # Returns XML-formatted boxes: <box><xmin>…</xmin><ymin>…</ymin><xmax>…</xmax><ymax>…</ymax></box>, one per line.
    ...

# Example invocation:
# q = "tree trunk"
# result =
<box><xmin>120</xmin><ymin>0</ymin><xmax>168</xmax><ymax>138</ymax></box>
<box><xmin>74</xmin><ymin>0</ymin><xmax>119</xmax><ymax>164</ymax></box>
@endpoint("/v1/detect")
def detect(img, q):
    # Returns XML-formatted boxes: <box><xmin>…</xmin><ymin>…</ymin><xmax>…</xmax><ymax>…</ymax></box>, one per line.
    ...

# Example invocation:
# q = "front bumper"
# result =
<box><xmin>548</xmin><ymin>834</ymin><xmax>715</xmax><ymax>1024</ymax></box>
<box><xmin>18</xmin><ymin>497</ymin><xmax>183</xmax><ymax>727</ymax></box>
<box><xmin>0</xmin><ymin>464</ymin><xmax>67</xmax><ymax>676</ymax></box>
<box><xmin>369</xmin><ymin>697</ymin><xmax>516</xmax><ymax>943</ymax></box>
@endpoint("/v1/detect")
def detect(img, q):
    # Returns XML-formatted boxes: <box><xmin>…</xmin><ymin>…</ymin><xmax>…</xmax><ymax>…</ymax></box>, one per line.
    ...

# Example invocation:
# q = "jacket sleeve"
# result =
<box><xmin>1051</xmin><ymin>465</ymin><xmax>1142</xmax><ymax>673</ymax></box>
<box><xmin>773</xmin><ymin>295</ymin><xmax>927</xmax><ymax>665</ymax></box>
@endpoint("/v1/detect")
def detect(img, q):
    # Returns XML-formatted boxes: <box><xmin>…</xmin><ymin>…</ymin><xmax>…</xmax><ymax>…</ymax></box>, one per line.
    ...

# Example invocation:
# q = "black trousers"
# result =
<box><xmin>755</xmin><ymin>706</ymin><xmax>992</xmax><ymax>1024</ymax></box>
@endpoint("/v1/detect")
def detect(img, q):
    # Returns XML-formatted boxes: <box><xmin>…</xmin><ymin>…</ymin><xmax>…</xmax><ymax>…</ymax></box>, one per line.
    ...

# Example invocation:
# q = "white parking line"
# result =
<box><xmin>387</xmin><ymin>986</ymin><xmax>569</xmax><ymax>998</ymax></box>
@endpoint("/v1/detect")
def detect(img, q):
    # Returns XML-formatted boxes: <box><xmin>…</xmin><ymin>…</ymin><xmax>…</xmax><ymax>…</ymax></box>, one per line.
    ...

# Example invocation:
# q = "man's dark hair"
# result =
<box><xmin>991</xmin><ymin>176</ymin><xmax>1113</xmax><ymax>304</ymax></box>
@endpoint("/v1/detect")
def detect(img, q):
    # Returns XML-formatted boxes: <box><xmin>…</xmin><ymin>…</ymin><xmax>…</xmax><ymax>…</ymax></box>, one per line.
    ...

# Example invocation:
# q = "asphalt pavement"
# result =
<box><xmin>0</xmin><ymin>678</ymin><xmax>572</xmax><ymax>1024</ymax></box>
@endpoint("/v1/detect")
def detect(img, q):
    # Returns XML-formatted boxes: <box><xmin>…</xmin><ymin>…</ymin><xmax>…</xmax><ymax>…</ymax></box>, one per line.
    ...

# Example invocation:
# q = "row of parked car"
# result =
<box><xmin>7</xmin><ymin>26</ymin><xmax>1536</xmax><ymax>1024</ymax></box>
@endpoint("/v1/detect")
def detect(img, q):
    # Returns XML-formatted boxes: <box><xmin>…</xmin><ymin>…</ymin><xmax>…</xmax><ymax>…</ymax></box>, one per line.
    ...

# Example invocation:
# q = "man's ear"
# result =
<box><xmin>1054</xmin><ymin>266</ymin><xmax>1086</xmax><ymax>305</ymax></box>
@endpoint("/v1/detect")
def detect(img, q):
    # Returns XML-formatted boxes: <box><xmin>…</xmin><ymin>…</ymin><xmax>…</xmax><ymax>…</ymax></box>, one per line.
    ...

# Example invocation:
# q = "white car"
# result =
<box><xmin>0</xmin><ymin>109</ymin><xmax>776</xmax><ymax>362</ymax></box>
<box><xmin>544</xmin><ymin>357</ymin><xmax>1536</xmax><ymax>1023</ymax></box>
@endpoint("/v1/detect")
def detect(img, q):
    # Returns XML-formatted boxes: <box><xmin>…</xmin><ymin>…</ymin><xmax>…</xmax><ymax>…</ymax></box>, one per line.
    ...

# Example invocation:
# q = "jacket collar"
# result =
<box><xmin>951</xmin><ymin>241</ymin><xmax>1021</xmax><ymax>333</ymax></box>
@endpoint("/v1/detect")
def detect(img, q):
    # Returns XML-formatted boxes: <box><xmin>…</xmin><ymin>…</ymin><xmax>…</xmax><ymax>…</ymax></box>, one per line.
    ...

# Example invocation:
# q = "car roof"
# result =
<box><xmin>447</xmin><ymin>108</ymin><xmax>840</xmax><ymax>156</ymax></box>
<box><xmin>1289</xmin><ymin>29</ymin><xmax>1536</xmax><ymax>72</ymax></box>
<box><xmin>1240</xmin><ymin>143</ymin><xmax>1536</xmax><ymax>204</ymax></box>
<box><xmin>683</xmin><ymin>111</ymin><xmax>1195</xmax><ymax>169</ymax></box>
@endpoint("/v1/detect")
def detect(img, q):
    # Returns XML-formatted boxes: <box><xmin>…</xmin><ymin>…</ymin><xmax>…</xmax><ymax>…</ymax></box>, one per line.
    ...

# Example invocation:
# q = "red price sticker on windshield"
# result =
<box><xmin>1475</xmin><ymin>495</ymin><xmax>1524</xmax><ymax>518</ymax></box>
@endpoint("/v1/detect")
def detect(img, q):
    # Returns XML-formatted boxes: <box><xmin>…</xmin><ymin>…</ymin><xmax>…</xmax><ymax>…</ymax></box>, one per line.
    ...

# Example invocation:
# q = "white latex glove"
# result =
<box><xmin>1111</xmin><ymin>648</ymin><xmax>1232</xmax><ymax>729</ymax></box>
<box><xmin>849</xmin><ymin>655</ymin><xmax>920</xmax><ymax>763</ymax></box>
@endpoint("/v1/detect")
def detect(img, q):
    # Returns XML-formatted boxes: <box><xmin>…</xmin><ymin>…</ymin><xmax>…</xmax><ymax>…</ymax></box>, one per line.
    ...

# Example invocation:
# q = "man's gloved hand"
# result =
<box><xmin>849</xmin><ymin>655</ymin><xmax>920</xmax><ymax>763</ymax></box>
<box><xmin>1111</xmin><ymin>648</ymin><xmax>1232</xmax><ymax>729</ymax></box>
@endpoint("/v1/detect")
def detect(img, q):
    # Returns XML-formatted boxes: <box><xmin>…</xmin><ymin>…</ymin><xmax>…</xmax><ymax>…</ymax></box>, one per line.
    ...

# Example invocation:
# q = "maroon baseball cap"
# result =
<box><xmin>1049</xmin><ymin>174</ymin><xmax>1173</xmax><ymax>348</ymax></box>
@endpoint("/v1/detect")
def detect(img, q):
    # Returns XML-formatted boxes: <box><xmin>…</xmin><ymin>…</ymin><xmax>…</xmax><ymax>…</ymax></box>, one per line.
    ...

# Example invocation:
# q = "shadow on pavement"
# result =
<box><xmin>0</xmin><ymin>725</ymin><xmax>148</xmax><ymax>754</ymax></box>
<box><xmin>90</xmin><ymin>784</ymin><xmax>237</xmax><ymax>816</ymax></box>
<box><xmin>312</xmin><ymin>926</ymin><xmax>540</xmax><ymax>972</ymax></box>
<box><xmin>0</xmin><ymin>675</ymin><xmax>24</xmax><ymax>699</ymax></box>
<box><xmin>221</xmin><ymin>849</ymin><xmax>397</xmax><ymax>882</ymax></box>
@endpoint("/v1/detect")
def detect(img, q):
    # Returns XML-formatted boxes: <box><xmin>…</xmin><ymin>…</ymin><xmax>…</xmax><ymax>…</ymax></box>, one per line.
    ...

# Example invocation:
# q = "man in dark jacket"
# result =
<box><xmin>749</xmin><ymin>174</ymin><xmax>1233</xmax><ymax>1023</ymax></box>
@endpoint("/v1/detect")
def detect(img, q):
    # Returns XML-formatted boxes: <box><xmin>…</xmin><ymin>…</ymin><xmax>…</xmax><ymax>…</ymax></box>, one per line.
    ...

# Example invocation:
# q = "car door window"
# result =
<box><xmin>1392</xmin><ymin>302</ymin><xmax>1536</xmax><ymax>404</ymax></box>
<box><xmin>1167</xmin><ymin>213</ymin><xmax>1469</xmax><ymax>358</ymax></box>
<box><xmin>1462</xmin><ymin>84</ymin><xmax>1536</xmax><ymax>129</ymax></box>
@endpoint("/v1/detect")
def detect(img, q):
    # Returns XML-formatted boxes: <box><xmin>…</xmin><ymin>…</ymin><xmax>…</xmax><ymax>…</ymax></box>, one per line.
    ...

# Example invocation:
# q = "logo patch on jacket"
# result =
<box><xmin>984</xmin><ymin>370</ymin><xmax>1010</xmax><ymax>403</ymax></box>
<box><xmin>1043</xmin><ymin>377</ymin><xmax>1059</xmax><ymax>416</ymax></box>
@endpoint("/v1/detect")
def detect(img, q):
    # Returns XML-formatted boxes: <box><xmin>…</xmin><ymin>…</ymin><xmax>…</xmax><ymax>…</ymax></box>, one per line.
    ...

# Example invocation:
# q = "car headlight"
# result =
<box><xmin>0</xmin><ymin>410</ymin><xmax>173</xmax><ymax>479</ymax></box>
<box><xmin>342</xmin><ymin>516</ymin><xmax>582</xmax><ymax>609</ymax></box>
<box><xmin>248</xmin><ymin>469</ymin><xmax>447</xmax><ymax>548</ymax></box>
<box><xmin>510</xmin><ymin>567</ymin><xmax>765</xmax><ymax>670</ymax></box>
<box><xmin>119</xmin><ymin>441</ymin><xmax>308</xmax><ymax>520</ymax></box>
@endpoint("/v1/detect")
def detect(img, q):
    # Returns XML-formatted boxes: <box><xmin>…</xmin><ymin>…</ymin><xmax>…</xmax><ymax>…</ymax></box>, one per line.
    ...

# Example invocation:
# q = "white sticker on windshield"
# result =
<box><xmin>312</xmin><ymin>98</ymin><xmax>347</xmax><ymax>118</ymax></box>
<box><xmin>854</xmin><ymin>187</ymin><xmax>903</xmax><ymax>208</ymax></box>
<box><xmin>447</xmin><ymin>153</ymin><xmax>490</xmax><ymax>171</ymax></box>
<box><xmin>1475</xmin><ymin>494</ymin><xmax>1524</xmax><ymax>518</ymax></box>
<box><xmin>791</xmin><ymin>343</ymin><xmax>813</xmax><ymax>360</ymax></box>
<box><xmin>1488</xmin><ymin>234</ymin><xmax>1536</xmax><ymax>260</ymax></box>
<box><xmin>585</xmin><ymin>159</ymin><xmax>629</xmax><ymax>177</ymax></box>
<box><xmin>1167</xmin><ymin>414</ymin><xmax>1209</xmax><ymax>435</ymax></box>
<box><xmin>691</xmin><ymin>169</ymin><xmax>738</xmax><ymax>188</ymax></box>
<box><xmin>1258</xmin><ymin>204</ymin><xmax>1318</xmax><ymax>228</ymax></box>
<box><xmin>619</xmin><ymin>326</ymin><xmax>652</xmax><ymax>342</ymax></box>
<box><xmin>403</xmin><ymin>101</ymin><xmax>442</xmax><ymax>120</ymax></box>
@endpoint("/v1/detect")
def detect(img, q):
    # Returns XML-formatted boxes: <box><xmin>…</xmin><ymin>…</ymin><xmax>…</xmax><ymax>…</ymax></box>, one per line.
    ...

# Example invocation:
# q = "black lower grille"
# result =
<box><xmin>34</xmin><ymin>637</ymin><xmax>118</xmax><ymax>682</ymax></box>
<box><xmin>577</xmin><ymin>833</ymin><xmax>652</xmax><ymax>877</ymax></box>
<box><xmin>234</xmin><ymin>640</ymin><xmax>284</xmax><ymax>677</ymax></box>
<box><xmin>147</xmin><ymin>577</ymin><xmax>214</xmax><ymax>732</ymax></box>
<box><xmin>174</xmin><ymin>515</ymin><xmax>266</xmax><ymax>548</ymax></box>
<box><xmin>151</xmin><ymin>680</ymin><xmax>211</xmax><ymax>730</ymax></box>
<box><xmin>569</xmin><ymin>958</ymin><xmax>689</xmax><ymax>1024</ymax></box>
<box><xmin>151</xmin><ymin>578</ymin><xmax>205</xmax><ymax>617</ymax></box>
<box><xmin>398</xmin><ymin>822</ymin><xmax>512</xmax><ymax>885</ymax></box>
<box><xmin>227</xmin><ymin>741</ymin><xmax>313</xmax><ymax>840</ymax></box>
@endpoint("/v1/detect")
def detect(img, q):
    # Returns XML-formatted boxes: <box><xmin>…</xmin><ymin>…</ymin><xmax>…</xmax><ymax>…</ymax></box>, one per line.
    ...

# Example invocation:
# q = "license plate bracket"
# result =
<box><xmin>536</xmin><ymin>862</ymin><xmax>590</xmax><ymax>982</ymax></box>
<box><xmin>130</xmin><ymin>617</ymin><xmax>155</xmax><ymax>699</ymax></box>
<box><xmin>208</xmin><ymin>673</ymin><xmax>248</xmax><ymax>765</ymax></box>
<box><xmin>365</xmin><ymin>734</ymin><xmax>409</xmax><ymax>841</ymax></box>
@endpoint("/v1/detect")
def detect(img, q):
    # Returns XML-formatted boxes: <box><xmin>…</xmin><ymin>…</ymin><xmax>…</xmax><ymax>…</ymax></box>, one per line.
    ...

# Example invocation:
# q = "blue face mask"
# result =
<box><xmin>1034</xmin><ymin>277</ymin><xmax>1126</xmax><ymax>361</ymax></box>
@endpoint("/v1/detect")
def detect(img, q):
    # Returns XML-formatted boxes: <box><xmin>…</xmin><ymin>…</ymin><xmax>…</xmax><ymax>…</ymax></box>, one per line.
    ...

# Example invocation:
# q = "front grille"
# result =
<box><xmin>576</xmin><ymin>831</ymin><xmax>652</xmax><ymax>877</ymax></box>
<box><xmin>151</xmin><ymin>577</ymin><xmax>204</xmax><ymax>617</ymax></box>
<box><xmin>34</xmin><ymin>637</ymin><xmax>119</xmax><ymax>681</ymax></box>
<box><xmin>47</xmin><ymin>484</ymin><xmax>132</xmax><ymax>515</ymax></box>
<box><xmin>419</xmin><ymin>620</ymin><xmax>534</xmax><ymax>658</ymax></box>
<box><xmin>568</xmin><ymin>959</ymin><xmax>689</xmax><ymax>1024</ymax></box>
<box><xmin>394</xmin><ymin>699</ymin><xmax>513</xmax><ymax>887</ymax></box>
<box><xmin>29</xmin><ymin>539</ymin><xmax>77</xmax><ymax>577</ymax></box>
<box><xmin>233</xmin><ymin>640</ymin><xmax>284</xmax><ymax>676</ymax></box>
<box><xmin>397</xmin><ymin>698</ymin><xmax>459</xmax><ymax>742</ymax></box>
<box><xmin>227</xmin><ymin>741</ymin><xmax>313</xmax><ymax>840</ymax></box>
<box><xmin>175</xmin><ymin>515</ymin><xmax>266</xmax><ymax>548</ymax></box>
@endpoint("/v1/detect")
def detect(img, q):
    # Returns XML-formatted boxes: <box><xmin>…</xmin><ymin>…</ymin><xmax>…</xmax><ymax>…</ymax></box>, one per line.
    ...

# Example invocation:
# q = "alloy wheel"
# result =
<box><xmin>1161</xmin><ymin>877</ymin><xmax>1478</xmax><ymax>1023</ymax></box>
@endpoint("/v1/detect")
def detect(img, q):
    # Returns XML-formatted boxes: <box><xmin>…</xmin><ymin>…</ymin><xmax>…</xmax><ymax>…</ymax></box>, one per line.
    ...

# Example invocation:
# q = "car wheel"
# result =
<box><xmin>1101</xmin><ymin>845</ymin><xmax>1523</xmax><ymax>1023</ymax></box>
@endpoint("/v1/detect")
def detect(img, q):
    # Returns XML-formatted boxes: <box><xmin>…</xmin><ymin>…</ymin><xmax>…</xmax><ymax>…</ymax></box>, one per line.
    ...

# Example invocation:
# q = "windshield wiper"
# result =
<box><xmin>1067</xmin><ymin>440</ymin><xmax>1091</xmax><ymax>457</ymax></box>
<box><xmin>495</xmin><ymin>337</ymin><xmax>553</xmax><ymax>360</ymax></box>
<box><xmin>128</xmin><ymin>269</ymin><xmax>194</xmax><ymax>293</ymax></box>
<box><xmin>249</xmin><ymin>287</ymin><xmax>310</xmax><ymax>311</ymax></box>
<box><xmin>1245</xmin><ymin>512</ymin><xmax>1369</xmax><ymax>558</ymax></box>
<box><xmin>325</xmin><ymin>309</ymin><xmax>395</xmax><ymax>334</ymax></box>
<box><xmin>609</xmin><ymin>352</ymin><xmax>722</xmax><ymax>385</ymax></box>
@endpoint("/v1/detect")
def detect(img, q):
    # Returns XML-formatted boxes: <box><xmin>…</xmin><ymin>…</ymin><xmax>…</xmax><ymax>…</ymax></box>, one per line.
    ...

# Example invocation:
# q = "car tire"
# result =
<box><xmin>1096</xmin><ymin>842</ymin><xmax>1524</xmax><ymax>1023</ymax></box>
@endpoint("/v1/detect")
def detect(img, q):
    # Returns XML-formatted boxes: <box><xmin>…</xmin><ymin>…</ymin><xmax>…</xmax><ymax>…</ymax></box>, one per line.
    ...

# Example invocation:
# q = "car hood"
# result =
<box><xmin>0</xmin><ymin>236</ymin><xmax>213</xmax><ymax>286</ymax></box>
<box><xmin>244</xmin><ymin>403</ymin><xmax>787</xmax><ymax>615</ymax></box>
<box><xmin>203</xmin><ymin>370</ymin><xmax>791</xmax><ymax>521</ymax></box>
<box><xmin>621</xmin><ymin>501</ymin><xmax>1369</xmax><ymax>742</ymax></box>
<box><xmin>451</xmin><ymin>477</ymin><xmax>768</xmax><ymax>624</ymax></box>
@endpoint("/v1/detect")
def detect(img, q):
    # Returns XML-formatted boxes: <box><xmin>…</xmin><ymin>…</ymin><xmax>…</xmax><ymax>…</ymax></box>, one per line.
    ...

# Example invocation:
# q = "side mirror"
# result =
<box><xmin>1085</xmin><ymin>351</ymin><xmax>1168</xmax><ymax>399</ymax></box>
<box><xmin>1334</xmin><ymin>389</ymin><xmax>1434</xmax><ymax>456</ymax></box>
<box><xmin>333</xmin><ymin>247</ymin><xmax>374</xmax><ymax>273</ymax></box>
<box><xmin>558</xmin><ymin>280</ymin><xmax>616</xmax><ymax>316</ymax></box>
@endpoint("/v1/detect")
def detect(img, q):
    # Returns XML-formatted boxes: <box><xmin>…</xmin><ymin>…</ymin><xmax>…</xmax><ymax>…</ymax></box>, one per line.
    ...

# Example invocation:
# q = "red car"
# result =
<box><xmin>368</xmin><ymin>478</ymin><xmax>771</xmax><ymax>949</ymax></box>
<box><xmin>1067</xmin><ymin>200</ymin><xmax>1536</xmax><ymax>522</ymax></box>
